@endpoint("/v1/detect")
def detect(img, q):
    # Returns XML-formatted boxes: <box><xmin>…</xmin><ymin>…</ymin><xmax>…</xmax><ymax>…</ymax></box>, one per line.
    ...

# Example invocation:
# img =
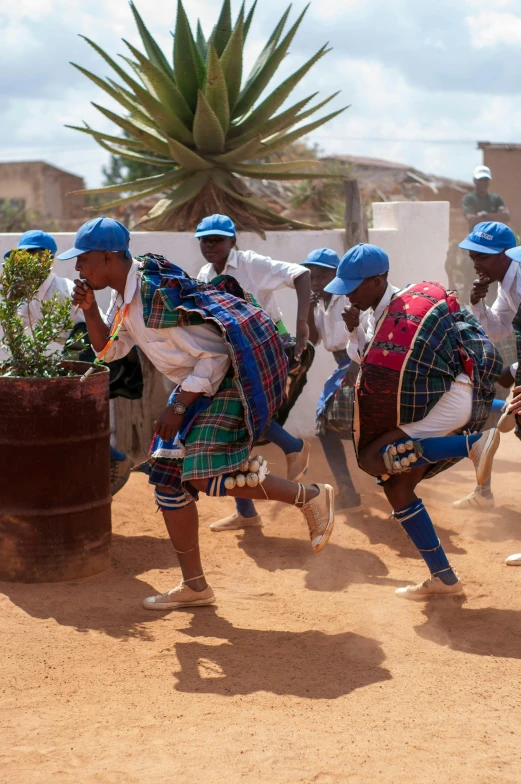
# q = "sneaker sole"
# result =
<box><xmin>312</xmin><ymin>484</ymin><xmax>335</xmax><ymax>554</ymax></box>
<box><xmin>287</xmin><ymin>441</ymin><xmax>311</xmax><ymax>483</ymax></box>
<box><xmin>111</xmin><ymin>464</ymin><xmax>134</xmax><ymax>497</ymax></box>
<box><xmin>210</xmin><ymin>521</ymin><xmax>263</xmax><ymax>532</ymax></box>
<box><xmin>143</xmin><ymin>595</ymin><xmax>216</xmax><ymax>610</ymax></box>
<box><xmin>395</xmin><ymin>586</ymin><xmax>465</xmax><ymax>601</ymax></box>
<box><xmin>498</xmin><ymin>411</ymin><xmax>516</xmax><ymax>434</ymax></box>
<box><xmin>476</xmin><ymin>429</ymin><xmax>500</xmax><ymax>484</ymax></box>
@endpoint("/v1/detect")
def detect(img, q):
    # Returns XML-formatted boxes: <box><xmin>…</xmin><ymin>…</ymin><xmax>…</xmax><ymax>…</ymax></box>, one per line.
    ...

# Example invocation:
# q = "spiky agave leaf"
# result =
<box><xmin>69</xmin><ymin>0</ymin><xmax>349</xmax><ymax>232</ymax></box>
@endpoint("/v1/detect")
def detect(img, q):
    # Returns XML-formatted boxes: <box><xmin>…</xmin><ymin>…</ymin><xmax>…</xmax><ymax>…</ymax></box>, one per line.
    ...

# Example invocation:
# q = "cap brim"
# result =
<box><xmin>324</xmin><ymin>276</ymin><xmax>363</xmax><ymax>295</ymax></box>
<box><xmin>301</xmin><ymin>261</ymin><xmax>338</xmax><ymax>270</ymax></box>
<box><xmin>458</xmin><ymin>239</ymin><xmax>502</xmax><ymax>254</ymax></box>
<box><xmin>57</xmin><ymin>247</ymin><xmax>83</xmax><ymax>260</ymax></box>
<box><xmin>505</xmin><ymin>247</ymin><xmax>521</xmax><ymax>263</ymax></box>
<box><xmin>194</xmin><ymin>229</ymin><xmax>236</xmax><ymax>238</ymax></box>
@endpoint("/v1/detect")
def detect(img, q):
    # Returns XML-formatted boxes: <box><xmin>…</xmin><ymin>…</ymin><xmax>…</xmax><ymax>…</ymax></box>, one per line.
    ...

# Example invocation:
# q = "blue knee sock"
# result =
<box><xmin>110</xmin><ymin>445</ymin><xmax>126</xmax><ymax>461</ymax></box>
<box><xmin>265</xmin><ymin>422</ymin><xmax>303</xmax><ymax>456</ymax></box>
<box><xmin>393</xmin><ymin>499</ymin><xmax>459</xmax><ymax>585</ymax></box>
<box><xmin>236</xmin><ymin>497</ymin><xmax>259</xmax><ymax>518</ymax></box>
<box><xmin>384</xmin><ymin>433</ymin><xmax>482</xmax><ymax>471</ymax></box>
<box><xmin>318</xmin><ymin>430</ymin><xmax>357</xmax><ymax>496</ymax></box>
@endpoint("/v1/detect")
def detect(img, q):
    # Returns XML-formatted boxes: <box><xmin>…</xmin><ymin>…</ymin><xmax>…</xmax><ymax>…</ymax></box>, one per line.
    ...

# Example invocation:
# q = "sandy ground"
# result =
<box><xmin>2</xmin><ymin>434</ymin><xmax>521</xmax><ymax>784</ymax></box>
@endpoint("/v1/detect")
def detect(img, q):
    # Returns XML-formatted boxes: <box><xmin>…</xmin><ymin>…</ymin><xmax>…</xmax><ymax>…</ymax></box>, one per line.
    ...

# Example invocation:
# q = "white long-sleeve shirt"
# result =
<box><xmin>469</xmin><ymin>260</ymin><xmax>521</xmax><ymax>343</ymax></box>
<box><xmin>313</xmin><ymin>294</ymin><xmax>350</xmax><ymax>353</ymax></box>
<box><xmin>20</xmin><ymin>272</ymin><xmax>86</xmax><ymax>333</ymax></box>
<box><xmin>100</xmin><ymin>261</ymin><xmax>230</xmax><ymax>396</ymax></box>
<box><xmin>346</xmin><ymin>283</ymin><xmax>400</xmax><ymax>361</ymax></box>
<box><xmin>197</xmin><ymin>248</ymin><xmax>309</xmax><ymax>324</ymax></box>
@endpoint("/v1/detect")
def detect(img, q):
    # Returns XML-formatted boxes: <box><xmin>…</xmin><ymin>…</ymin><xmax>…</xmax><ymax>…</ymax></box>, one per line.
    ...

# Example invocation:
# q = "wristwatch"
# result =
<box><xmin>169</xmin><ymin>399</ymin><xmax>187</xmax><ymax>415</ymax></box>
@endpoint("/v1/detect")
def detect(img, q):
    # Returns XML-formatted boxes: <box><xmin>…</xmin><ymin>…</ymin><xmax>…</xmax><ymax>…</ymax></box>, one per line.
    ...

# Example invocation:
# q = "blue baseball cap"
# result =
<box><xmin>57</xmin><ymin>217</ymin><xmax>130</xmax><ymax>260</ymax></box>
<box><xmin>301</xmin><ymin>248</ymin><xmax>340</xmax><ymax>270</ymax></box>
<box><xmin>459</xmin><ymin>221</ymin><xmax>516</xmax><ymax>255</ymax></box>
<box><xmin>194</xmin><ymin>214</ymin><xmax>236</xmax><ymax>238</ymax></box>
<box><xmin>505</xmin><ymin>246</ymin><xmax>521</xmax><ymax>263</ymax></box>
<box><xmin>324</xmin><ymin>243</ymin><xmax>389</xmax><ymax>296</ymax></box>
<box><xmin>4</xmin><ymin>229</ymin><xmax>57</xmax><ymax>260</ymax></box>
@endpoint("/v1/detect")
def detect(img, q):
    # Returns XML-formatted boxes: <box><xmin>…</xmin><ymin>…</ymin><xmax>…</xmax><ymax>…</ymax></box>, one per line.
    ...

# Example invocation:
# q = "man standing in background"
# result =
<box><xmin>462</xmin><ymin>166</ymin><xmax>510</xmax><ymax>231</ymax></box>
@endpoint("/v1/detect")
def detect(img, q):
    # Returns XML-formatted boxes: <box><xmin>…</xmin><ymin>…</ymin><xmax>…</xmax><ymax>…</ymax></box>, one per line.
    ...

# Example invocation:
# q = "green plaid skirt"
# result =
<box><xmin>137</xmin><ymin>377</ymin><xmax>251</xmax><ymax>497</ymax></box>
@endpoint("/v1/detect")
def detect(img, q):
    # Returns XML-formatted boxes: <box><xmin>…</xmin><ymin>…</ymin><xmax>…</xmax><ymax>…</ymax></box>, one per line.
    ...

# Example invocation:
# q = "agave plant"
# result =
<box><xmin>68</xmin><ymin>0</ymin><xmax>348</xmax><ymax>233</ymax></box>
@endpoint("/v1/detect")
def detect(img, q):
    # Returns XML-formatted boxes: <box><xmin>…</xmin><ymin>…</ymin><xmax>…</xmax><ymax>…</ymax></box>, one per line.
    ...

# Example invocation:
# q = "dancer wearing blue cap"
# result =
<box><xmin>302</xmin><ymin>248</ymin><xmax>361</xmax><ymax>512</ymax></box>
<box><xmin>325</xmin><ymin>243</ymin><xmax>502</xmax><ymax>599</ymax></box>
<box><xmin>195</xmin><ymin>214</ymin><xmax>314</xmax><ymax>532</ymax></box>
<box><xmin>65</xmin><ymin>217</ymin><xmax>334</xmax><ymax>610</ymax></box>
<box><xmin>450</xmin><ymin>222</ymin><xmax>518</xmax><ymax>512</ymax></box>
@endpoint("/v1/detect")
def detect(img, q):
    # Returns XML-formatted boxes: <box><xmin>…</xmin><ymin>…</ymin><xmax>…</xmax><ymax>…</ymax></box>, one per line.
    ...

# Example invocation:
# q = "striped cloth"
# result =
<box><xmin>139</xmin><ymin>255</ymin><xmax>288</xmax><ymax>445</ymax></box>
<box><xmin>512</xmin><ymin>302</ymin><xmax>521</xmax><ymax>442</ymax></box>
<box><xmin>133</xmin><ymin>255</ymin><xmax>288</xmax><ymax>495</ymax></box>
<box><xmin>316</xmin><ymin>352</ymin><xmax>355</xmax><ymax>437</ymax></box>
<box><xmin>355</xmin><ymin>281</ymin><xmax>502</xmax><ymax>478</ymax></box>
<box><xmin>140</xmin><ymin>378</ymin><xmax>250</xmax><ymax>497</ymax></box>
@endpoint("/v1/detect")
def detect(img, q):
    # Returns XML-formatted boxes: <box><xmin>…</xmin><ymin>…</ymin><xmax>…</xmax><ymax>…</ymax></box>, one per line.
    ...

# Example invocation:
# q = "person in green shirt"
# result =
<box><xmin>462</xmin><ymin>165</ymin><xmax>510</xmax><ymax>230</ymax></box>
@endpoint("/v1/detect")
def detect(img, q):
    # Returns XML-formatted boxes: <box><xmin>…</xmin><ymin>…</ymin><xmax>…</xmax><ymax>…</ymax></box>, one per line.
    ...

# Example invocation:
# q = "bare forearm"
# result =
<box><xmin>84</xmin><ymin>306</ymin><xmax>110</xmax><ymax>352</ymax></box>
<box><xmin>294</xmin><ymin>272</ymin><xmax>311</xmax><ymax>323</ymax></box>
<box><xmin>307</xmin><ymin>305</ymin><xmax>320</xmax><ymax>345</ymax></box>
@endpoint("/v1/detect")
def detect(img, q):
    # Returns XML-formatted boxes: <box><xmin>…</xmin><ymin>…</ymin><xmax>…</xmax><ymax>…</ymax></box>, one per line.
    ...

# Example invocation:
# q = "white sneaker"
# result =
<box><xmin>143</xmin><ymin>582</ymin><xmax>215</xmax><ymax>610</ymax></box>
<box><xmin>210</xmin><ymin>511</ymin><xmax>263</xmax><ymax>532</ymax></box>
<box><xmin>286</xmin><ymin>440</ymin><xmax>311</xmax><ymax>482</ymax></box>
<box><xmin>469</xmin><ymin>429</ymin><xmax>500</xmax><ymax>485</ymax></box>
<box><xmin>505</xmin><ymin>553</ymin><xmax>521</xmax><ymax>566</ymax></box>
<box><xmin>395</xmin><ymin>576</ymin><xmax>464</xmax><ymax>600</ymax></box>
<box><xmin>452</xmin><ymin>489</ymin><xmax>495</xmax><ymax>510</ymax></box>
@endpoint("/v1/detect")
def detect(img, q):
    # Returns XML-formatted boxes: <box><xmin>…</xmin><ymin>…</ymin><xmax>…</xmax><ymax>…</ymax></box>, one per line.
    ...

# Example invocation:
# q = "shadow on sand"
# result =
<box><xmin>0</xmin><ymin>532</ymin><xmax>178</xmax><ymax>641</ymax></box>
<box><xmin>172</xmin><ymin>608</ymin><xmax>392</xmax><ymax>698</ymax></box>
<box><xmin>415</xmin><ymin>602</ymin><xmax>521</xmax><ymax>659</ymax></box>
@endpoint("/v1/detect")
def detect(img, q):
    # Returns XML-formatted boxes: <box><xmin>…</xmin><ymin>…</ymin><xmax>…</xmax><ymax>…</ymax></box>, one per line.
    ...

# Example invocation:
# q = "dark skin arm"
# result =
<box><xmin>469</xmin><ymin>274</ymin><xmax>491</xmax><ymax>306</ymax></box>
<box><xmin>71</xmin><ymin>279</ymin><xmax>110</xmax><ymax>351</ymax></box>
<box><xmin>294</xmin><ymin>271</ymin><xmax>311</xmax><ymax>359</ymax></box>
<box><xmin>154</xmin><ymin>389</ymin><xmax>205</xmax><ymax>442</ymax></box>
<box><xmin>307</xmin><ymin>291</ymin><xmax>320</xmax><ymax>346</ymax></box>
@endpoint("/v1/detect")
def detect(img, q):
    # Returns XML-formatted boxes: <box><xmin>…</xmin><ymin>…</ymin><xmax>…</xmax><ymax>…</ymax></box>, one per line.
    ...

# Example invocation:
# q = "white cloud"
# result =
<box><xmin>467</xmin><ymin>10</ymin><xmax>521</xmax><ymax>47</ymax></box>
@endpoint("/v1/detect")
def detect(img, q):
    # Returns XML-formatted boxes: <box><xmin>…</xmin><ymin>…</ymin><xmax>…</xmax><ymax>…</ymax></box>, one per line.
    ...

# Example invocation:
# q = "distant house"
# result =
<box><xmin>478</xmin><ymin>142</ymin><xmax>521</xmax><ymax>235</ymax></box>
<box><xmin>0</xmin><ymin>161</ymin><xmax>86</xmax><ymax>231</ymax></box>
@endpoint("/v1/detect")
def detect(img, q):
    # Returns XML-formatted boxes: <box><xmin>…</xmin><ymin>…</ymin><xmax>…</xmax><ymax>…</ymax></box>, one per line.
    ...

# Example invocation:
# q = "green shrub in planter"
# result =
<box><xmin>0</xmin><ymin>249</ymin><xmax>73</xmax><ymax>378</ymax></box>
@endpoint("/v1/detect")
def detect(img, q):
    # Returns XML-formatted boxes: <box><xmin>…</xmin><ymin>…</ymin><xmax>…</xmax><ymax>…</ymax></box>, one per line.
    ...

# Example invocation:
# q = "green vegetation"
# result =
<box><xmin>68</xmin><ymin>0</ymin><xmax>348</xmax><ymax>232</ymax></box>
<box><xmin>0</xmin><ymin>250</ymin><xmax>73</xmax><ymax>377</ymax></box>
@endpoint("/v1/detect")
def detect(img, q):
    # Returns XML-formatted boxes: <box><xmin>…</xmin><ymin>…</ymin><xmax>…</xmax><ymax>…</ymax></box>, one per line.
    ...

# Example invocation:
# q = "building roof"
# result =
<box><xmin>477</xmin><ymin>141</ymin><xmax>521</xmax><ymax>151</ymax></box>
<box><xmin>0</xmin><ymin>160</ymin><xmax>83</xmax><ymax>179</ymax></box>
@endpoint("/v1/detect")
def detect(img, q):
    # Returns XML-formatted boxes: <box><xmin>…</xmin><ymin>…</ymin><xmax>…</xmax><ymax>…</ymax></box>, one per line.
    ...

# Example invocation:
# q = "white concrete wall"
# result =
<box><xmin>0</xmin><ymin>203</ymin><xmax>450</xmax><ymax>436</ymax></box>
<box><xmin>369</xmin><ymin>201</ymin><xmax>450</xmax><ymax>290</ymax></box>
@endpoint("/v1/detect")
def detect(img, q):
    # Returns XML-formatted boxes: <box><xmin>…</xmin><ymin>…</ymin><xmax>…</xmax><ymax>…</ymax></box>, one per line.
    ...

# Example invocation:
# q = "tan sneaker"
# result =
<box><xmin>452</xmin><ymin>489</ymin><xmax>495</xmax><ymax>510</ymax></box>
<box><xmin>300</xmin><ymin>483</ymin><xmax>334</xmax><ymax>553</ymax></box>
<box><xmin>505</xmin><ymin>553</ymin><xmax>521</xmax><ymax>566</ymax></box>
<box><xmin>210</xmin><ymin>511</ymin><xmax>262</xmax><ymax>532</ymax></box>
<box><xmin>110</xmin><ymin>454</ymin><xmax>134</xmax><ymax>496</ymax></box>
<box><xmin>469</xmin><ymin>428</ymin><xmax>500</xmax><ymax>485</ymax></box>
<box><xmin>143</xmin><ymin>582</ymin><xmax>215</xmax><ymax>610</ymax></box>
<box><xmin>395</xmin><ymin>576</ymin><xmax>464</xmax><ymax>600</ymax></box>
<box><xmin>286</xmin><ymin>439</ymin><xmax>311</xmax><ymax>482</ymax></box>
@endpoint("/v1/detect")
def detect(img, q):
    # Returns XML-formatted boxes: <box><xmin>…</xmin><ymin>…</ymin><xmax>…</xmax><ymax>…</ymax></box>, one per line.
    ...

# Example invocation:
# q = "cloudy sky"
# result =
<box><xmin>1</xmin><ymin>0</ymin><xmax>520</xmax><ymax>187</ymax></box>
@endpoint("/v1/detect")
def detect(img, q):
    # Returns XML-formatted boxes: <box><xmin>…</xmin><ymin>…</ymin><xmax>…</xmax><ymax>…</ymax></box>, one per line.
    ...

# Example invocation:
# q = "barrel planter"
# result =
<box><xmin>0</xmin><ymin>362</ymin><xmax>111</xmax><ymax>583</ymax></box>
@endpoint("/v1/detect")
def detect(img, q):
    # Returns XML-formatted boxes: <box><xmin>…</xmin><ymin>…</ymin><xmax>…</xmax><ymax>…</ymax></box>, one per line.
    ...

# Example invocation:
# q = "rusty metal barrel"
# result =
<box><xmin>0</xmin><ymin>362</ymin><xmax>111</xmax><ymax>582</ymax></box>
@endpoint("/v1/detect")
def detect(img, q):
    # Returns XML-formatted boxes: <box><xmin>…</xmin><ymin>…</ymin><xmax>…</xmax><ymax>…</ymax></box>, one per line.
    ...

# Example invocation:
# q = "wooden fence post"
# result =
<box><xmin>114</xmin><ymin>351</ymin><xmax>174</xmax><ymax>461</ymax></box>
<box><xmin>343</xmin><ymin>179</ymin><xmax>369</xmax><ymax>251</ymax></box>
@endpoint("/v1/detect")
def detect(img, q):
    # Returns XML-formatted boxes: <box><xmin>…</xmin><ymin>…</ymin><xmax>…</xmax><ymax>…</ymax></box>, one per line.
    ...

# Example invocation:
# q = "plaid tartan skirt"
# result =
<box><xmin>137</xmin><ymin>377</ymin><xmax>251</xmax><ymax>498</ymax></box>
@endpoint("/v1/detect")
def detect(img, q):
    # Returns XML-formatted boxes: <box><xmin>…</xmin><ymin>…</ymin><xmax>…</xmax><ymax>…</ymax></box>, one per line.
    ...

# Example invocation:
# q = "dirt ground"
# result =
<box><xmin>2</xmin><ymin>434</ymin><xmax>521</xmax><ymax>784</ymax></box>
